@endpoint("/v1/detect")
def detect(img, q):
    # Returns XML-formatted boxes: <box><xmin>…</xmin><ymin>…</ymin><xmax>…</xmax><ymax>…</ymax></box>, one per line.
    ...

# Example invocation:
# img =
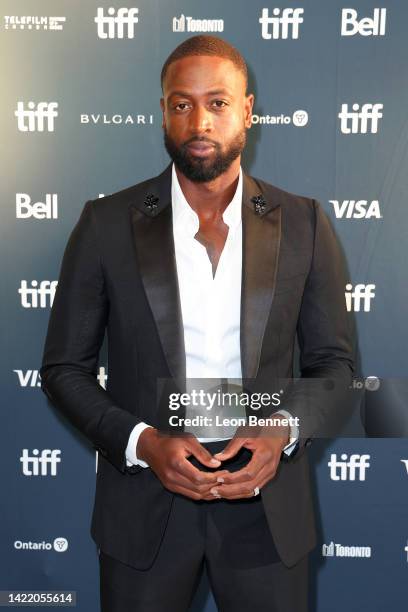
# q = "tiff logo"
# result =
<box><xmin>330</xmin><ymin>199</ymin><xmax>382</xmax><ymax>219</ymax></box>
<box><xmin>328</xmin><ymin>453</ymin><xmax>370</xmax><ymax>481</ymax></box>
<box><xmin>259</xmin><ymin>8</ymin><xmax>304</xmax><ymax>39</ymax></box>
<box><xmin>95</xmin><ymin>7</ymin><xmax>139</xmax><ymax>39</ymax></box>
<box><xmin>338</xmin><ymin>103</ymin><xmax>383</xmax><ymax>134</ymax></box>
<box><xmin>20</xmin><ymin>449</ymin><xmax>61</xmax><ymax>476</ymax></box>
<box><xmin>15</xmin><ymin>101</ymin><xmax>58</xmax><ymax>132</ymax></box>
<box><xmin>345</xmin><ymin>283</ymin><xmax>375</xmax><ymax>312</ymax></box>
<box><xmin>341</xmin><ymin>8</ymin><xmax>386</xmax><ymax>37</ymax></box>
<box><xmin>18</xmin><ymin>280</ymin><xmax>58</xmax><ymax>308</ymax></box>
<box><xmin>16</xmin><ymin>193</ymin><xmax>58</xmax><ymax>219</ymax></box>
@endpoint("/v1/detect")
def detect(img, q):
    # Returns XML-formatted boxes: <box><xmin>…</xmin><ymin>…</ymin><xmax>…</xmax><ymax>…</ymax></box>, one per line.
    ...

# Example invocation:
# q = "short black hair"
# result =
<box><xmin>161</xmin><ymin>35</ymin><xmax>248</xmax><ymax>94</ymax></box>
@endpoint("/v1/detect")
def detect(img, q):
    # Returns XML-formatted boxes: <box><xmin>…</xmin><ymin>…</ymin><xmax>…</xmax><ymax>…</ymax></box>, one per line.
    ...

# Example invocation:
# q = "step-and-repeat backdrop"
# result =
<box><xmin>2</xmin><ymin>1</ymin><xmax>407</xmax><ymax>610</ymax></box>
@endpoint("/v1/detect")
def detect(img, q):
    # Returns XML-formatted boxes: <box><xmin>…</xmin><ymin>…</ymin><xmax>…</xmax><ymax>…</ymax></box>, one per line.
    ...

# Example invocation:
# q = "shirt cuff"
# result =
<box><xmin>125</xmin><ymin>422</ymin><xmax>153</xmax><ymax>468</ymax></box>
<box><xmin>271</xmin><ymin>409</ymin><xmax>299</xmax><ymax>456</ymax></box>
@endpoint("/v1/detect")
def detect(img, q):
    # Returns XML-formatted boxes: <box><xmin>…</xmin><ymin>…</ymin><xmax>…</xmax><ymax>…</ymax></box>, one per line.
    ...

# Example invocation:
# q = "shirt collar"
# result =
<box><xmin>171</xmin><ymin>162</ymin><xmax>243</xmax><ymax>236</ymax></box>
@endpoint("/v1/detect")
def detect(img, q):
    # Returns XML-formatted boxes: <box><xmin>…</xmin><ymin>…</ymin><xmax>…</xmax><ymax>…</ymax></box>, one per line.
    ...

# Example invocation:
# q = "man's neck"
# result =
<box><xmin>174</xmin><ymin>158</ymin><xmax>241</xmax><ymax>222</ymax></box>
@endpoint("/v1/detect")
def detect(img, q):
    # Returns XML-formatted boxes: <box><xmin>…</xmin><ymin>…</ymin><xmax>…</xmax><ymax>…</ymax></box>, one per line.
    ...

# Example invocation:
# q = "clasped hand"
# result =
<box><xmin>137</xmin><ymin>420</ymin><xmax>290</xmax><ymax>501</ymax></box>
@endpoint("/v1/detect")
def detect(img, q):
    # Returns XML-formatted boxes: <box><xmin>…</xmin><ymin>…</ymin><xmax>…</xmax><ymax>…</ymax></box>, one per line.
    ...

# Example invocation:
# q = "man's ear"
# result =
<box><xmin>160</xmin><ymin>97</ymin><xmax>165</xmax><ymax>129</ymax></box>
<box><xmin>244</xmin><ymin>93</ymin><xmax>255</xmax><ymax>129</ymax></box>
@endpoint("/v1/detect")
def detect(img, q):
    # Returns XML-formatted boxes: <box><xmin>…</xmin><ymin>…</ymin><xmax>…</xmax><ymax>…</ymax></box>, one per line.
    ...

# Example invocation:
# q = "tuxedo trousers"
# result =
<box><xmin>98</xmin><ymin>441</ymin><xmax>309</xmax><ymax>612</ymax></box>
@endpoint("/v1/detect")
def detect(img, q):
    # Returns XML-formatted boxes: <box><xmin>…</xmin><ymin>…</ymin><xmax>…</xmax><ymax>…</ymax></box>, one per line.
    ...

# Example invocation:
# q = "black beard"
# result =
<box><xmin>163</xmin><ymin>128</ymin><xmax>246</xmax><ymax>183</ymax></box>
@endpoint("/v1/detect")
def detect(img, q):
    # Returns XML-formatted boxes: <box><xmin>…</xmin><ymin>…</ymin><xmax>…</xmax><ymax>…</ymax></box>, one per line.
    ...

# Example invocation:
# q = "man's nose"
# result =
<box><xmin>189</xmin><ymin>106</ymin><xmax>213</xmax><ymax>134</ymax></box>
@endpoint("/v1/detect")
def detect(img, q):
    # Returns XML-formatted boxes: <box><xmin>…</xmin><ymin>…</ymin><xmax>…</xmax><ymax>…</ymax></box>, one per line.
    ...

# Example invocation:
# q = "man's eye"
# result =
<box><xmin>175</xmin><ymin>103</ymin><xmax>189</xmax><ymax>111</ymax></box>
<box><xmin>212</xmin><ymin>100</ymin><xmax>227</xmax><ymax>108</ymax></box>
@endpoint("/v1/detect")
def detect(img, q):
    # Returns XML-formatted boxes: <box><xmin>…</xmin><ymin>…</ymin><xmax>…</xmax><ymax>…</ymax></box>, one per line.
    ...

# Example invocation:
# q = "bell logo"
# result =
<box><xmin>341</xmin><ymin>8</ymin><xmax>386</xmax><ymax>37</ymax></box>
<box><xmin>328</xmin><ymin>453</ymin><xmax>371</xmax><ymax>481</ymax></box>
<box><xmin>15</xmin><ymin>101</ymin><xmax>58</xmax><ymax>132</ymax></box>
<box><xmin>259</xmin><ymin>8</ymin><xmax>304</xmax><ymax>40</ymax></box>
<box><xmin>16</xmin><ymin>193</ymin><xmax>58</xmax><ymax>219</ymax></box>
<box><xmin>338</xmin><ymin>103</ymin><xmax>383</xmax><ymax>134</ymax></box>
<box><xmin>95</xmin><ymin>7</ymin><xmax>139</xmax><ymax>39</ymax></box>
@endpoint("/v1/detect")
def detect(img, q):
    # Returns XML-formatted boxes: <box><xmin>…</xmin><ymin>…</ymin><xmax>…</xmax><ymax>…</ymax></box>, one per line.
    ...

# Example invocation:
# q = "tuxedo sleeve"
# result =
<box><xmin>125</xmin><ymin>422</ymin><xmax>152</xmax><ymax>468</ymax></box>
<box><xmin>39</xmin><ymin>200</ymin><xmax>142</xmax><ymax>475</ymax></box>
<box><xmin>272</xmin><ymin>410</ymin><xmax>299</xmax><ymax>455</ymax></box>
<box><xmin>280</xmin><ymin>199</ymin><xmax>355</xmax><ymax>461</ymax></box>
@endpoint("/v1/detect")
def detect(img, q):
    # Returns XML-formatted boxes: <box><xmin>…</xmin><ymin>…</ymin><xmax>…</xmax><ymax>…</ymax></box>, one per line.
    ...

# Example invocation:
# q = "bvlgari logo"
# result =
<box><xmin>80</xmin><ymin>113</ymin><xmax>154</xmax><ymax>126</ymax></box>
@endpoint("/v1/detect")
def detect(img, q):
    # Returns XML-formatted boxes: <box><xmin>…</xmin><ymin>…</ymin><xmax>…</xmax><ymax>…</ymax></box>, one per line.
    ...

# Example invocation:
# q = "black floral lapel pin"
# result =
<box><xmin>143</xmin><ymin>193</ymin><xmax>159</xmax><ymax>213</ymax></box>
<box><xmin>251</xmin><ymin>194</ymin><xmax>266</xmax><ymax>215</ymax></box>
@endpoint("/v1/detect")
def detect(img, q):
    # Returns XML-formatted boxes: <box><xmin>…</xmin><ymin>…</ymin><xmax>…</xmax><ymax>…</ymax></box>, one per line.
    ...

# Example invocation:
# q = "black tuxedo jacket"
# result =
<box><xmin>40</xmin><ymin>162</ymin><xmax>354</xmax><ymax>569</ymax></box>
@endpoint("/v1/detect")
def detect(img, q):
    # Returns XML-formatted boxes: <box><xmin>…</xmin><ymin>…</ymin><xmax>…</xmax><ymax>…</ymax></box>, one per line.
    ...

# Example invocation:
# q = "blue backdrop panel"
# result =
<box><xmin>1</xmin><ymin>1</ymin><xmax>407</xmax><ymax>610</ymax></box>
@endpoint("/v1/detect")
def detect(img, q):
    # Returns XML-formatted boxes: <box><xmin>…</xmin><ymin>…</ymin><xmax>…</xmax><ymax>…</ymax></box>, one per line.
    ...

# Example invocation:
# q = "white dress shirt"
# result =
<box><xmin>125</xmin><ymin>163</ymin><xmax>298</xmax><ymax>468</ymax></box>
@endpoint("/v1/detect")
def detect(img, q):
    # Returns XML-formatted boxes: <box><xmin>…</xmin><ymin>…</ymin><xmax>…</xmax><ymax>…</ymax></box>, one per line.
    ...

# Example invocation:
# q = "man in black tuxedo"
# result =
<box><xmin>40</xmin><ymin>35</ymin><xmax>354</xmax><ymax>612</ymax></box>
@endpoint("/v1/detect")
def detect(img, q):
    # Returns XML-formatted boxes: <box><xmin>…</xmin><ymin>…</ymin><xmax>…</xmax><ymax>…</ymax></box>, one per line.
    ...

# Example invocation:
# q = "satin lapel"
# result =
<box><xmin>241</xmin><ymin>172</ymin><xmax>281</xmax><ymax>381</ymax></box>
<box><xmin>129</xmin><ymin>163</ymin><xmax>186</xmax><ymax>386</ymax></box>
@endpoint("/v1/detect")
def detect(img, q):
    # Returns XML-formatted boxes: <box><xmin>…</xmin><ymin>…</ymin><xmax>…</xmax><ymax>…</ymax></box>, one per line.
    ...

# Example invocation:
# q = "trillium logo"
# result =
<box><xmin>292</xmin><ymin>110</ymin><xmax>308</xmax><ymax>126</ymax></box>
<box><xmin>54</xmin><ymin>538</ymin><xmax>68</xmax><ymax>552</ymax></box>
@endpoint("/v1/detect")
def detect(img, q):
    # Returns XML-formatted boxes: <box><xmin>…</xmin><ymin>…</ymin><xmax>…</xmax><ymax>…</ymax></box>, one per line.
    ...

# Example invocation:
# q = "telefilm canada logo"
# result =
<box><xmin>172</xmin><ymin>14</ymin><xmax>224</xmax><ymax>33</ymax></box>
<box><xmin>252</xmin><ymin>110</ymin><xmax>308</xmax><ymax>127</ymax></box>
<box><xmin>4</xmin><ymin>16</ymin><xmax>66</xmax><ymax>31</ymax></box>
